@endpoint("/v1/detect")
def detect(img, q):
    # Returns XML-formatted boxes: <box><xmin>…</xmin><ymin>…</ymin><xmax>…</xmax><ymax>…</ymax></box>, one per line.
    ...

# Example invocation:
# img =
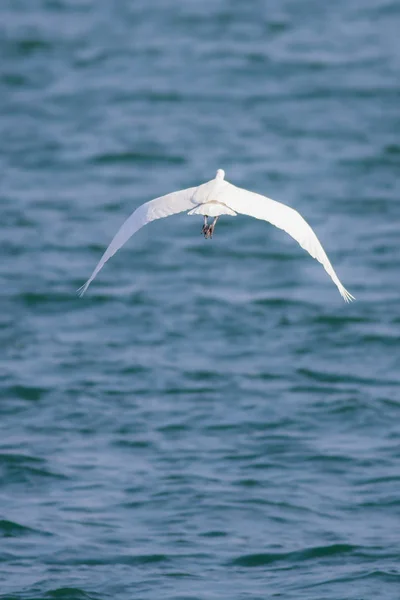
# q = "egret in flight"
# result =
<box><xmin>78</xmin><ymin>169</ymin><xmax>354</xmax><ymax>302</ymax></box>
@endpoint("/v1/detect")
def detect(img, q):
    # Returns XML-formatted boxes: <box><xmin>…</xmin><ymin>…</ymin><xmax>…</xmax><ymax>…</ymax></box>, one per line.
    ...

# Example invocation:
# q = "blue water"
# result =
<box><xmin>1</xmin><ymin>1</ymin><xmax>400</xmax><ymax>598</ymax></box>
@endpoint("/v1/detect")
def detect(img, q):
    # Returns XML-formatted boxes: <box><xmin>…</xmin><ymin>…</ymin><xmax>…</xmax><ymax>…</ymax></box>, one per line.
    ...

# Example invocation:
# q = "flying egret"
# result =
<box><xmin>78</xmin><ymin>169</ymin><xmax>354</xmax><ymax>301</ymax></box>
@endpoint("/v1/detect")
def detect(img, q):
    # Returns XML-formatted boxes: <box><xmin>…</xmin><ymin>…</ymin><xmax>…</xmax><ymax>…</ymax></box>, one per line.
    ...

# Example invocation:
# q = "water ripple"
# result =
<box><xmin>1</xmin><ymin>0</ymin><xmax>399</xmax><ymax>598</ymax></box>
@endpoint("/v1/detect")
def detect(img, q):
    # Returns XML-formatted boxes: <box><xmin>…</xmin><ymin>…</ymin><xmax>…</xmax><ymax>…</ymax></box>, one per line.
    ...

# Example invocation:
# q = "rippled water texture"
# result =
<box><xmin>1</xmin><ymin>0</ymin><xmax>400</xmax><ymax>598</ymax></box>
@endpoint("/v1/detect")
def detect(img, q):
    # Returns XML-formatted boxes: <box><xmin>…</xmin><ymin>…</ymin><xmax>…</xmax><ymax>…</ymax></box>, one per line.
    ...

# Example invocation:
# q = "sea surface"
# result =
<box><xmin>1</xmin><ymin>1</ymin><xmax>400</xmax><ymax>598</ymax></box>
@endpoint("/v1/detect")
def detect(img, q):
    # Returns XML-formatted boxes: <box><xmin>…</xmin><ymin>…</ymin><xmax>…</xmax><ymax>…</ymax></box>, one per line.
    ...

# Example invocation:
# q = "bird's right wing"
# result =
<box><xmin>218</xmin><ymin>183</ymin><xmax>354</xmax><ymax>302</ymax></box>
<box><xmin>78</xmin><ymin>186</ymin><xmax>197</xmax><ymax>296</ymax></box>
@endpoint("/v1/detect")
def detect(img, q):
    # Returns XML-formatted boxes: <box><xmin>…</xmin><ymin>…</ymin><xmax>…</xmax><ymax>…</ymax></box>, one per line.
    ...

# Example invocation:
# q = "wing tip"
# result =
<box><xmin>77</xmin><ymin>281</ymin><xmax>90</xmax><ymax>298</ymax></box>
<box><xmin>339</xmin><ymin>286</ymin><xmax>355</xmax><ymax>303</ymax></box>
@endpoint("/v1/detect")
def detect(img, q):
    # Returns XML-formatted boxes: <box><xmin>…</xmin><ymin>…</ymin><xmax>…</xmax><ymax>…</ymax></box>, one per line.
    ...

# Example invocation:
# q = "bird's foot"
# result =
<box><xmin>202</xmin><ymin>224</ymin><xmax>214</xmax><ymax>238</ymax></box>
<box><xmin>201</xmin><ymin>215</ymin><xmax>209</xmax><ymax>237</ymax></box>
<box><xmin>201</xmin><ymin>216</ymin><xmax>218</xmax><ymax>239</ymax></box>
<box><xmin>201</xmin><ymin>215</ymin><xmax>212</xmax><ymax>238</ymax></box>
<box><xmin>204</xmin><ymin>217</ymin><xmax>218</xmax><ymax>239</ymax></box>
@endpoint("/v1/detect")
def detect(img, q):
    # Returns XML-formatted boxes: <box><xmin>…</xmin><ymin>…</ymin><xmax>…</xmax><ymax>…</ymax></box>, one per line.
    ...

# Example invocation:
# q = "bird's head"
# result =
<box><xmin>215</xmin><ymin>169</ymin><xmax>225</xmax><ymax>181</ymax></box>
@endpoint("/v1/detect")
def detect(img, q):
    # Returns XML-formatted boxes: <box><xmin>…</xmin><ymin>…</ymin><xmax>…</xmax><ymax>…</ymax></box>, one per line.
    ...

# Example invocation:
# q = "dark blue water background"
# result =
<box><xmin>1</xmin><ymin>1</ymin><xmax>400</xmax><ymax>598</ymax></box>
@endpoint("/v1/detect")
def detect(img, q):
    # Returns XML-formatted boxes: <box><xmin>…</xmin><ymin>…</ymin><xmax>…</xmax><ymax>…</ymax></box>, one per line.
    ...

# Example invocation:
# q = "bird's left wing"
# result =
<box><xmin>218</xmin><ymin>183</ymin><xmax>354</xmax><ymax>302</ymax></box>
<box><xmin>78</xmin><ymin>186</ymin><xmax>197</xmax><ymax>296</ymax></box>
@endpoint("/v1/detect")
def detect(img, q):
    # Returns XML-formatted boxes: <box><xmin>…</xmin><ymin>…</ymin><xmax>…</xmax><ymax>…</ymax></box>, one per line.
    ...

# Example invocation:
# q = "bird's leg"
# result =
<box><xmin>207</xmin><ymin>216</ymin><xmax>219</xmax><ymax>238</ymax></box>
<box><xmin>201</xmin><ymin>215</ymin><xmax>209</xmax><ymax>236</ymax></box>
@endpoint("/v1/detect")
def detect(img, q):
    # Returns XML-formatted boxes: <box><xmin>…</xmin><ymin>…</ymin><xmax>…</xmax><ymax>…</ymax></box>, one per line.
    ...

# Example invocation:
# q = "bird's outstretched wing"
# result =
<box><xmin>218</xmin><ymin>183</ymin><xmax>354</xmax><ymax>302</ymax></box>
<box><xmin>78</xmin><ymin>186</ymin><xmax>197</xmax><ymax>296</ymax></box>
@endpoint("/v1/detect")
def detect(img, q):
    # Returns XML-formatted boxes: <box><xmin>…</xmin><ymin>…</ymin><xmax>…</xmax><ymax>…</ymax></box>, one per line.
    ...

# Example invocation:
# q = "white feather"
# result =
<box><xmin>77</xmin><ymin>186</ymin><xmax>197</xmax><ymax>296</ymax></box>
<box><xmin>214</xmin><ymin>183</ymin><xmax>355</xmax><ymax>302</ymax></box>
<box><xmin>78</xmin><ymin>169</ymin><xmax>354</xmax><ymax>302</ymax></box>
<box><xmin>187</xmin><ymin>201</ymin><xmax>237</xmax><ymax>217</ymax></box>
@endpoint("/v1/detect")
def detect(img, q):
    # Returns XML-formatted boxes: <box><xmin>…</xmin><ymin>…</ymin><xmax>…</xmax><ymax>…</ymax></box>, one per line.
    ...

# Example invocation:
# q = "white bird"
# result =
<box><xmin>78</xmin><ymin>169</ymin><xmax>354</xmax><ymax>301</ymax></box>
